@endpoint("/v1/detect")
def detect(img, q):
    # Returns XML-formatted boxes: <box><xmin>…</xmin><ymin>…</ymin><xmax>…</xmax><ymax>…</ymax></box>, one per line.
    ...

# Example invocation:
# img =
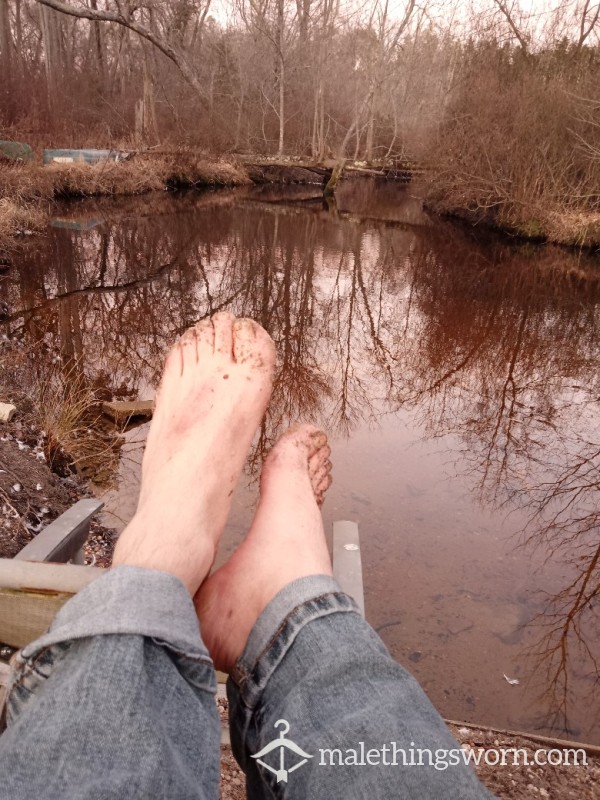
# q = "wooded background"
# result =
<box><xmin>0</xmin><ymin>1</ymin><xmax>599</xmax><ymax>240</ymax></box>
<box><xmin>0</xmin><ymin>0</ymin><xmax>597</xmax><ymax>159</ymax></box>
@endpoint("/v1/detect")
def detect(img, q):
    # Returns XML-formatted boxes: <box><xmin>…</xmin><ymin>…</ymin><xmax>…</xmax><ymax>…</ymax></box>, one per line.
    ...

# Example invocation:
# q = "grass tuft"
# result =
<box><xmin>1</xmin><ymin>342</ymin><xmax>122</xmax><ymax>482</ymax></box>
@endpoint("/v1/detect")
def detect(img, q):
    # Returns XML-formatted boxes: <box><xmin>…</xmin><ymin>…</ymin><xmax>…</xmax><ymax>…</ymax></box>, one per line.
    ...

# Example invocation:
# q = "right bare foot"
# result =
<box><xmin>194</xmin><ymin>424</ymin><xmax>333</xmax><ymax>673</ymax></box>
<box><xmin>112</xmin><ymin>313</ymin><xmax>276</xmax><ymax>596</ymax></box>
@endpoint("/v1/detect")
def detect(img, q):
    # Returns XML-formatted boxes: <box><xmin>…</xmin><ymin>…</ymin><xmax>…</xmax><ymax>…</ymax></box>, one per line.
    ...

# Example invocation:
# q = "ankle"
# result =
<box><xmin>113</xmin><ymin>516</ymin><xmax>215</xmax><ymax>595</ymax></box>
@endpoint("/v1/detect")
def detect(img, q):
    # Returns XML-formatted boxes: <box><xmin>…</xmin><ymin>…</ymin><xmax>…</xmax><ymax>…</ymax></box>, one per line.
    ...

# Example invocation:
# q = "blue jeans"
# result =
<box><xmin>0</xmin><ymin>567</ymin><xmax>494</xmax><ymax>799</ymax></box>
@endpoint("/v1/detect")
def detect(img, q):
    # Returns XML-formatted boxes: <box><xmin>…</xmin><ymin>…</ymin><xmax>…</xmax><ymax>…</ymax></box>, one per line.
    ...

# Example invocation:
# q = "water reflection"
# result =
<box><xmin>3</xmin><ymin>182</ymin><xmax>600</xmax><ymax>742</ymax></box>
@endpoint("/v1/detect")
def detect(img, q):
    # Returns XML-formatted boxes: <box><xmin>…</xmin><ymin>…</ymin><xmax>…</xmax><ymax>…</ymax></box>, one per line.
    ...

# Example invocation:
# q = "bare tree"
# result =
<box><xmin>237</xmin><ymin>0</ymin><xmax>299</xmax><ymax>155</ymax></box>
<box><xmin>34</xmin><ymin>0</ymin><xmax>212</xmax><ymax>103</ymax></box>
<box><xmin>0</xmin><ymin>0</ymin><xmax>14</xmax><ymax>117</ymax></box>
<box><xmin>575</xmin><ymin>0</ymin><xmax>600</xmax><ymax>48</ymax></box>
<box><xmin>491</xmin><ymin>0</ymin><xmax>530</xmax><ymax>53</ymax></box>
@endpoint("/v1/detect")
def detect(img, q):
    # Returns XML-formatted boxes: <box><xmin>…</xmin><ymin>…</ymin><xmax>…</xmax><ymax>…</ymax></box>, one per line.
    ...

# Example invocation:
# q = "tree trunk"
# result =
<box><xmin>311</xmin><ymin>82</ymin><xmax>319</xmax><ymax>157</ymax></box>
<box><xmin>277</xmin><ymin>0</ymin><xmax>285</xmax><ymax>156</ymax></box>
<box><xmin>40</xmin><ymin>4</ymin><xmax>63</xmax><ymax>107</ymax></box>
<box><xmin>89</xmin><ymin>0</ymin><xmax>104</xmax><ymax>79</ymax></box>
<box><xmin>0</xmin><ymin>0</ymin><xmax>14</xmax><ymax>118</ymax></box>
<box><xmin>365</xmin><ymin>94</ymin><xmax>374</xmax><ymax>162</ymax></box>
<box><xmin>142</xmin><ymin>55</ymin><xmax>159</xmax><ymax>141</ymax></box>
<box><xmin>15</xmin><ymin>0</ymin><xmax>22</xmax><ymax>53</ymax></box>
<box><xmin>323</xmin><ymin>161</ymin><xmax>345</xmax><ymax>197</ymax></box>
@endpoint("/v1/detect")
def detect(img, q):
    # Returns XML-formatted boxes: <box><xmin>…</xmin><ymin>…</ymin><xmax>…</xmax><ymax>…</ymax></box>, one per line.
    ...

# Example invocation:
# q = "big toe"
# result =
<box><xmin>233</xmin><ymin>318</ymin><xmax>276</xmax><ymax>369</ymax></box>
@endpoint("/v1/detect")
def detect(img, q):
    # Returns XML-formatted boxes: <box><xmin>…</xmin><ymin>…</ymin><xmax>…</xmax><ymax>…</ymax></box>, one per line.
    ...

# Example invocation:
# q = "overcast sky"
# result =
<box><xmin>208</xmin><ymin>0</ymin><xmax>597</xmax><ymax>47</ymax></box>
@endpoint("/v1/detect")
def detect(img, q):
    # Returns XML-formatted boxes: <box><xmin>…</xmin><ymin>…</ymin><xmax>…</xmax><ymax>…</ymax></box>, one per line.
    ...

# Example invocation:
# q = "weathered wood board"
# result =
<box><xmin>0</xmin><ymin>588</ymin><xmax>73</xmax><ymax>648</ymax></box>
<box><xmin>333</xmin><ymin>520</ymin><xmax>365</xmax><ymax>616</ymax></box>
<box><xmin>102</xmin><ymin>400</ymin><xmax>154</xmax><ymax>425</ymax></box>
<box><xmin>0</xmin><ymin>560</ymin><xmax>103</xmax><ymax>648</ymax></box>
<box><xmin>15</xmin><ymin>499</ymin><xmax>103</xmax><ymax>564</ymax></box>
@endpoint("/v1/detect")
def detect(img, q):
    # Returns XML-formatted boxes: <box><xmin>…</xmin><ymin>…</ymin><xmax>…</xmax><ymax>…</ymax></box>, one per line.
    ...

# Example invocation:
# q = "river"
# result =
<box><xmin>5</xmin><ymin>178</ymin><xmax>600</xmax><ymax>744</ymax></box>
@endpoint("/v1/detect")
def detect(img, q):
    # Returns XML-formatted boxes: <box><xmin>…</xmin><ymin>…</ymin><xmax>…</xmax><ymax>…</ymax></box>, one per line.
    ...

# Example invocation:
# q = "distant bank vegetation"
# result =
<box><xmin>0</xmin><ymin>0</ymin><xmax>599</xmax><ymax>247</ymax></box>
<box><xmin>428</xmin><ymin>41</ymin><xmax>600</xmax><ymax>248</ymax></box>
<box><xmin>0</xmin><ymin>155</ymin><xmax>249</xmax><ymax>249</ymax></box>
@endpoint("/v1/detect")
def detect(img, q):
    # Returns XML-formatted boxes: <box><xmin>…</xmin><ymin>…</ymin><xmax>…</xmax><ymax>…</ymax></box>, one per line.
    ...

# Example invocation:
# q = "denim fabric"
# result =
<box><xmin>0</xmin><ymin>566</ymin><xmax>219</xmax><ymax>800</ymax></box>
<box><xmin>0</xmin><ymin>567</ymin><xmax>494</xmax><ymax>800</ymax></box>
<box><xmin>229</xmin><ymin>575</ymin><xmax>495</xmax><ymax>800</ymax></box>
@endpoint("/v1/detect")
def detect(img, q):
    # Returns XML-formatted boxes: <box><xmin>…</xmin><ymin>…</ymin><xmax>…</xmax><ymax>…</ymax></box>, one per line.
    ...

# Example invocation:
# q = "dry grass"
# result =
<box><xmin>0</xmin><ymin>153</ymin><xmax>250</xmax><ymax>250</ymax></box>
<box><xmin>58</xmin><ymin>153</ymin><xmax>252</xmax><ymax>194</ymax></box>
<box><xmin>31</xmin><ymin>367</ymin><xmax>102</xmax><ymax>475</ymax></box>
<box><xmin>0</xmin><ymin>164</ymin><xmax>54</xmax><ymax>201</ymax></box>
<box><xmin>542</xmin><ymin>210</ymin><xmax>600</xmax><ymax>249</ymax></box>
<box><xmin>0</xmin><ymin>198</ymin><xmax>45</xmax><ymax>240</ymax></box>
<box><xmin>47</xmin><ymin>160</ymin><xmax>166</xmax><ymax>198</ymax></box>
<box><xmin>161</xmin><ymin>154</ymin><xmax>251</xmax><ymax>187</ymax></box>
<box><xmin>425</xmin><ymin>190</ymin><xmax>600</xmax><ymax>248</ymax></box>
<box><xmin>0</xmin><ymin>343</ymin><xmax>121</xmax><ymax>482</ymax></box>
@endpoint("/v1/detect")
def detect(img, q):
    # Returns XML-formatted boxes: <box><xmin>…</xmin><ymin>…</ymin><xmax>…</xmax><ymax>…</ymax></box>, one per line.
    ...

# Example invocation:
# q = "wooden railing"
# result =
<box><xmin>14</xmin><ymin>499</ymin><xmax>103</xmax><ymax>566</ymax></box>
<box><xmin>0</xmin><ymin>504</ymin><xmax>364</xmax><ymax>715</ymax></box>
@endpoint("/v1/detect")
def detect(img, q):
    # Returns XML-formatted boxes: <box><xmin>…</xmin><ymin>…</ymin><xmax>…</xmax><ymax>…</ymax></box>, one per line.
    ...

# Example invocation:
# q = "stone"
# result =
<box><xmin>0</xmin><ymin>403</ymin><xmax>16</xmax><ymax>423</ymax></box>
<box><xmin>101</xmin><ymin>400</ymin><xmax>154</xmax><ymax>425</ymax></box>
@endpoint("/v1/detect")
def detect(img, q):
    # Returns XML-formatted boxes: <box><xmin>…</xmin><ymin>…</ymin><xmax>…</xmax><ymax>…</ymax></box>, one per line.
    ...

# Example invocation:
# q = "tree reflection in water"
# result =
<box><xmin>3</xmin><ymin>182</ymin><xmax>600</xmax><ymax>741</ymax></box>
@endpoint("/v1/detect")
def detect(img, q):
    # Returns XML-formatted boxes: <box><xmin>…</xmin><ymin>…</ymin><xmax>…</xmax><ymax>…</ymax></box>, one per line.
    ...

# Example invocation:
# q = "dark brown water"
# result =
<box><xmin>4</xmin><ymin>180</ymin><xmax>600</xmax><ymax>743</ymax></box>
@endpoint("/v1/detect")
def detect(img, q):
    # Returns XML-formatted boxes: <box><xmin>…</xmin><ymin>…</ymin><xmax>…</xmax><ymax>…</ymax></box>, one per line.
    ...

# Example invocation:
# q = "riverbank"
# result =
<box><xmin>424</xmin><ymin>186</ymin><xmax>600</xmax><ymax>251</ymax></box>
<box><xmin>3</xmin><ymin>157</ymin><xmax>599</xmax><ymax>254</ymax></box>
<box><xmin>0</xmin><ymin>340</ymin><xmax>118</xmax><ymax>563</ymax></box>
<box><xmin>217</xmin><ymin>699</ymin><xmax>599</xmax><ymax>800</ymax></box>
<box><xmin>0</xmin><ymin>154</ymin><xmax>250</xmax><ymax>252</ymax></box>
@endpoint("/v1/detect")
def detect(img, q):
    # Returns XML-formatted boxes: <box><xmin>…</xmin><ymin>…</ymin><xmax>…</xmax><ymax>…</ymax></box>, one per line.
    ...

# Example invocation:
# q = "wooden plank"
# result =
<box><xmin>0</xmin><ymin>560</ymin><xmax>103</xmax><ymax>648</ymax></box>
<box><xmin>0</xmin><ymin>588</ymin><xmax>73</xmax><ymax>648</ymax></box>
<box><xmin>14</xmin><ymin>499</ymin><xmax>103</xmax><ymax>564</ymax></box>
<box><xmin>0</xmin><ymin>559</ymin><xmax>103</xmax><ymax>593</ymax></box>
<box><xmin>102</xmin><ymin>400</ymin><xmax>154</xmax><ymax>424</ymax></box>
<box><xmin>333</xmin><ymin>520</ymin><xmax>365</xmax><ymax>617</ymax></box>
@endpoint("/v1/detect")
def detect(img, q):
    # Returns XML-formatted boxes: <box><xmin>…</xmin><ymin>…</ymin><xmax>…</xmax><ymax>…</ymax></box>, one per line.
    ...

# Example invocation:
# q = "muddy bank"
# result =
<box><xmin>424</xmin><ymin>191</ymin><xmax>600</xmax><ymax>251</ymax></box>
<box><xmin>0</xmin><ymin>154</ymin><xmax>419</xmax><ymax>253</ymax></box>
<box><xmin>217</xmin><ymin>699</ymin><xmax>599</xmax><ymax>800</ymax></box>
<box><xmin>0</xmin><ymin>342</ymin><xmax>117</xmax><ymax>566</ymax></box>
<box><xmin>2</xmin><ymin>152</ymin><xmax>599</xmax><ymax>252</ymax></box>
<box><xmin>0</xmin><ymin>426</ymin><xmax>115</xmax><ymax>565</ymax></box>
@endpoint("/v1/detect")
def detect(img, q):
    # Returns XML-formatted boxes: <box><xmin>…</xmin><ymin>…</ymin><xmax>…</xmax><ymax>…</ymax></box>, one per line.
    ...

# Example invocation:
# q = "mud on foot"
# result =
<box><xmin>195</xmin><ymin>424</ymin><xmax>333</xmax><ymax>673</ymax></box>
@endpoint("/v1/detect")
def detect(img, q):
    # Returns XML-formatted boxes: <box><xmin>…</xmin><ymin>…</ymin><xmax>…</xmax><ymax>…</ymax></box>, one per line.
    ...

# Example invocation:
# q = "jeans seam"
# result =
<box><xmin>149</xmin><ymin>638</ymin><xmax>214</xmax><ymax>669</ymax></box>
<box><xmin>232</xmin><ymin>592</ymin><xmax>359</xmax><ymax>702</ymax></box>
<box><xmin>12</xmin><ymin>640</ymin><xmax>214</xmax><ymax>696</ymax></box>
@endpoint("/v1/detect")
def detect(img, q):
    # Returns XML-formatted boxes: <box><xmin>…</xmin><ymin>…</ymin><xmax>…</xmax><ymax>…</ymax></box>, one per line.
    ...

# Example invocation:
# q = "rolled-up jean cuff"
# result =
<box><xmin>19</xmin><ymin>565</ymin><xmax>211</xmax><ymax>665</ymax></box>
<box><xmin>230</xmin><ymin>574</ymin><xmax>360</xmax><ymax>706</ymax></box>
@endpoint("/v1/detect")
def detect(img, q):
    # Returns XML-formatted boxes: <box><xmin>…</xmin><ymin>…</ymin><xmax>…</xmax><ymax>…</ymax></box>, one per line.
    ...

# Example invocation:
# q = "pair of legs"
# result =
<box><xmin>0</xmin><ymin>314</ymin><xmax>493</xmax><ymax>799</ymax></box>
<box><xmin>111</xmin><ymin>312</ymin><xmax>332</xmax><ymax>674</ymax></box>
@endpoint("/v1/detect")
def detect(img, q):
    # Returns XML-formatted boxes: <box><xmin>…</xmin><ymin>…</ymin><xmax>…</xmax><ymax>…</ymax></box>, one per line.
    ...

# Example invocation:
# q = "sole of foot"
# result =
<box><xmin>194</xmin><ymin>423</ymin><xmax>333</xmax><ymax>673</ymax></box>
<box><xmin>112</xmin><ymin>312</ymin><xmax>276</xmax><ymax>595</ymax></box>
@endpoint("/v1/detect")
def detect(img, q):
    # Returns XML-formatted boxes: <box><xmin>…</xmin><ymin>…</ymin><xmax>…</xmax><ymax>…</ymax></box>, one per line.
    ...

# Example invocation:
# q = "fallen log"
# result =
<box><xmin>102</xmin><ymin>400</ymin><xmax>154</xmax><ymax>425</ymax></box>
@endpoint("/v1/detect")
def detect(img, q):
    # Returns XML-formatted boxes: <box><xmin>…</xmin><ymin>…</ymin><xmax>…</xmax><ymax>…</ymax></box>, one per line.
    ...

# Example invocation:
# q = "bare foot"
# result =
<box><xmin>194</xmin><ymin>424</ymin><xmax>333</xmax><ymax>673</ymax></box>
<box><xmin>112</xmin><ymin>313</ymin><xmax>276</xmax><ymax>595</ymax></box>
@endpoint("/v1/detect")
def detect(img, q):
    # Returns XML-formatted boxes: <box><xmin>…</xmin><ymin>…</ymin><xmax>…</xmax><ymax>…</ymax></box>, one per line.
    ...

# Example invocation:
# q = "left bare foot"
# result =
<box><xmin>112</xmin><ymin>312</ymin><xmax>276</xmax><ymax>595</ymax></box>
<box><xmin>194</xmin><ymin>424</ymin><xmax>333</xmax><ymax>673</ymax></box>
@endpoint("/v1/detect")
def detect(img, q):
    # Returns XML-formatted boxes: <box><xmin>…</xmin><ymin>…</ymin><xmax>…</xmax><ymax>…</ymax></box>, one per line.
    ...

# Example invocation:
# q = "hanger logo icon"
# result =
<box><xmin>251</xmin><ymin>719</ymin><xmax>313</xmax><ymax>783</ymax></box>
